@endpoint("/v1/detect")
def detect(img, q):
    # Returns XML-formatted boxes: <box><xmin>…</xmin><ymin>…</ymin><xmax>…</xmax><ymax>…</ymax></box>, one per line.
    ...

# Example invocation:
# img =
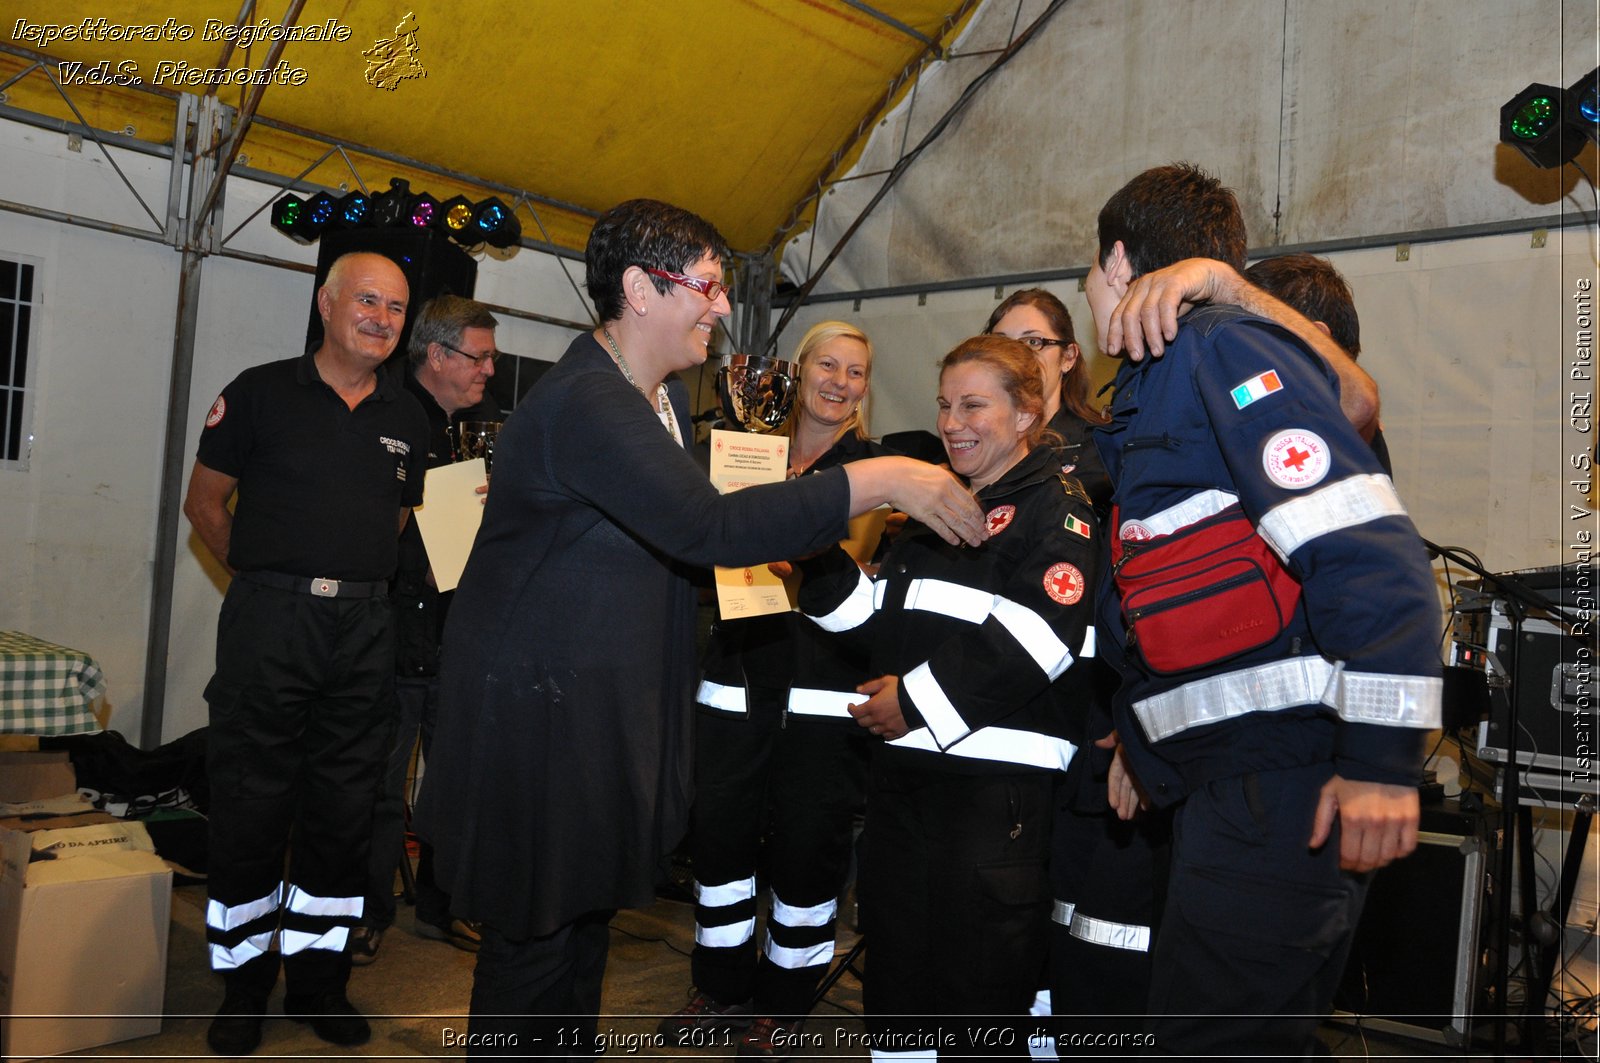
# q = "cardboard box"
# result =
<box><xmin>0</xmin><ymin>751</ymin><xmax>77</xmax><ymax>804</ymax></box>
<box><xmin>0</xmin><ymin>824</ymin><xmax>172</xmax><ymax>1059</ymax></box>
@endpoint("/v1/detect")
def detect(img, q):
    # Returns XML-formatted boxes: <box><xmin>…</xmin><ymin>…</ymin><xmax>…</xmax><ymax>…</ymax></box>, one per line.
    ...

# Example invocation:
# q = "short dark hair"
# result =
<box><xmin>1244</xmin><ymin>253</ymin><xmax>1361</xmax><ymax>357</ymax></box>
<box><xmin>585</xmin><ymin>199</ymin><xmax>731</xmax><ymax>323</ymax></box>
<box><xmin>984</xmin><ymin>288</ymin><xmax>1106</xmax><ymax>426</ymax></box>
<box><xmin>1096</xmin><ymin>163</ymin><xmax>1247</xmax><ymax>279</ymax></box>
<box><xmin>408</xmin><ymin>295</ymin><xmax>499</xmax><ymax>366</ymax></box>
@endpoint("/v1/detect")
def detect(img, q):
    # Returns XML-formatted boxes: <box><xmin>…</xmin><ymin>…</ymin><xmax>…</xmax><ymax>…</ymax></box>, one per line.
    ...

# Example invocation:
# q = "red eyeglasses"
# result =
<box><xmin>644</xmin><ymin>267</ymin><xmax>728</xmax><ymax>302</ymax></box>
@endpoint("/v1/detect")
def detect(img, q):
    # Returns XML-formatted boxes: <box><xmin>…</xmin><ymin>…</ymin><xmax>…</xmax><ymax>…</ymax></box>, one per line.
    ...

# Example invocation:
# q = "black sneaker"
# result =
<box><xmin>282</xmin><ymin>991</ymin><xmax>371</xmax><ymax>1046</ymax></box>
<box><xmin>657</xmin><ymin>990</ymin><xmax>754</xmax><ymax>1036</ymax></box>
<box><xmin>207</xmin><ymin>995</ymin><xmax>266</xmax><ymax>1056</ymax></box>
<box><xmin>414</xmin><ymin>914</ymin><xmax>483</xmax><ymax>952</ymax></box>
<box><xmin>349</xmin><ymin>925</ymin><xmax>383</xmax><ymax>967</ymax></box>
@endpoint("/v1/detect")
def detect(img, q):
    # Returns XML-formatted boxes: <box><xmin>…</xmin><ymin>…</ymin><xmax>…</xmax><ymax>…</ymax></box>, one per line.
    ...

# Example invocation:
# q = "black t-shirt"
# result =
<box><xmin>196</xmin><ymin>350</ymin><xmax>429</xmax><ymax>580</ymax></box>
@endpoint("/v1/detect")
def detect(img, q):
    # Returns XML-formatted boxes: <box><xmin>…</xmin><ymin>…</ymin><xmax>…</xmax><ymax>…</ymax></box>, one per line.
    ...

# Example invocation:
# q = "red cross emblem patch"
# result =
<box><xmin>985</xmin><ymin>505</ymin><xmax>1016</xmax><ymax>535</ymax></box>
<box><xmin>205</xmin><ymin>395</ymin><xmax>226</xmax><ymax>428</ymax></box>
<box><xmin>1262</xmin><ymin>429</ymin><xmax>1330</xmax><ymax>489</ymax></box>
<box><xmin>1043</xmin><ymin>562</ymin><xmax>1085</xmax><ymax>605</ymax></box>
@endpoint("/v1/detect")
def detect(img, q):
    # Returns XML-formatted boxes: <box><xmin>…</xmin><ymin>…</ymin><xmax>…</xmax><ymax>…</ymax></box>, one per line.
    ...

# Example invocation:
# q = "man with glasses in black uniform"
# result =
<box><xmin>351</xmin><ymin>294</ymin><xmax>501</xmax><ymax>966</ymax></box>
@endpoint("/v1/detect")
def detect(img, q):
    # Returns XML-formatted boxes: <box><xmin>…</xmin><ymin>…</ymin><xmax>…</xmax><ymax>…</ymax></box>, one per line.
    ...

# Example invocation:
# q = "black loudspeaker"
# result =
<box><xmin>1332</xmin><ymin>800</ymin><xmax>1490</xmax><ymax>1046</ymax></box>
<box><xmin>303</xmin><ymin>227</ymin><xmax>478</xmax><ymax>363</ymax></box>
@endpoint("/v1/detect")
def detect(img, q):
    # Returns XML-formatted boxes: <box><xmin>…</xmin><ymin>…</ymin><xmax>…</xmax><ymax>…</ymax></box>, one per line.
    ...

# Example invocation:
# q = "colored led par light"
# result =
<box><xmin>471</xmin><ymin>197</ymin><xmax>521</xmax><ymax>249</ymax></box>
<box><xmin>269</xmin><ymin>193</ymin><xmax>308</xmax><ymax>242</ymax></box>
<box><xmin>1500</xmin><ymin>81</ymin><xmax>1584</xmax><ymax>169</ymax></box>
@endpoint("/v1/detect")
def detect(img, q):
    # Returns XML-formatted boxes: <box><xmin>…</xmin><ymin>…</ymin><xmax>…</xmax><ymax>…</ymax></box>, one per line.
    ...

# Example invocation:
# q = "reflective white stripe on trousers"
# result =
<box><xmin>695</xmin><ymin>876</ymin><xmax>758</xmax><ymax>948</ymax></box>
<box><xmin>282</xmin><ymin>925</ymin><xmax>350</xmax><ymax>955</ymax></box>
<box><xmin>285</xmin><ymin>883</ymin><xmax>362</xmax><ymax>918</ymax></box>
<box><xmin>207</xmin><ymin>883</ymin><xmax>283</xmax><ymax>933</ymax></box>
<box><xmin>209</xmin><ymin>931</ymin><xmax>275</xmax><ymax>970</ymax></box>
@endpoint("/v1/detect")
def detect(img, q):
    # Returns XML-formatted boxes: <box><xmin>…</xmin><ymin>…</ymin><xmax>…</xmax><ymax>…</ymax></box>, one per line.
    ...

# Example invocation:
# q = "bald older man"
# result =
<box><xmin>183</xmin><ymin>252</ymin><xmax>430</xmax><ymax>1055</ymax></box>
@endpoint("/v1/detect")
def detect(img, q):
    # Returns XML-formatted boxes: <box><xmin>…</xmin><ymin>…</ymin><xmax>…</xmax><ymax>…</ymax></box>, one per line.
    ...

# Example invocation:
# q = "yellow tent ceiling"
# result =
<box><xmin>1</xmin><ymin>1</ymin><xmax>977</xmax><ymax>255</ymax></box>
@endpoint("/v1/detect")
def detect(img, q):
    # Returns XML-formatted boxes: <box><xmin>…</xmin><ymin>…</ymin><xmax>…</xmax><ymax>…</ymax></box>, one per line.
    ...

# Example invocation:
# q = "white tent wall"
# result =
<box><xmin>0</xmin><ymin>116</ymin><xmax>593</xmax><ymax>743</ymax></box>
<box><xmin>780</xmin><ymin>227</ymin><xmax>1592</xmax><ymax>571</ymax></box>
<box><xmin>781</xmin><ymin>0</ymin><xmax>1597</xmax><ymax>290</ymax></box>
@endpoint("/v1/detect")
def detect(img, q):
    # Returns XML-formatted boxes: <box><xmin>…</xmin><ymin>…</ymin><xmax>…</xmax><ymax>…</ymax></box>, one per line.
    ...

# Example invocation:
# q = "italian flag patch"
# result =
<box><xmin>1231</xmin><ymin>370</ymin><xmax>1284</xmax><ymax>409</ymax></box>
<box><xmin>1063</xmin><ymin>514</ymin><xmax>1093</xmax><ymax>539</ymax></box>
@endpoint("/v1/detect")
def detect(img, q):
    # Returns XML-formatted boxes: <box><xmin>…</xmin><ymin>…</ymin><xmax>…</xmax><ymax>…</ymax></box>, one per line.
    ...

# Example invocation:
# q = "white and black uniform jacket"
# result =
<box><xmin>798</xmin><ymin>445</ymin><xmax>1100</xmax><ymax>775</ymax></box>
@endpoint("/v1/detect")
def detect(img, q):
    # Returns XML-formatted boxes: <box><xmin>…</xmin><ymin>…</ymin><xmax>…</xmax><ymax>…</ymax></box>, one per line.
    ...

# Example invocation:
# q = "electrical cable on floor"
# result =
<box><xmin>608</xmin><ymin>921</ymin><xmax>692</xmax><ymax>960</ymax></box>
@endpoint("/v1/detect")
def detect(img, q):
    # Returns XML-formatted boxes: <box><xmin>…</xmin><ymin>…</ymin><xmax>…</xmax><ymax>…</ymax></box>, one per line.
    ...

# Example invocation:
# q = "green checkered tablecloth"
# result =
<box><xmin>0</xmin><ymin>630</ymin><xmax>107</xmax><ymax>736</ymax></box>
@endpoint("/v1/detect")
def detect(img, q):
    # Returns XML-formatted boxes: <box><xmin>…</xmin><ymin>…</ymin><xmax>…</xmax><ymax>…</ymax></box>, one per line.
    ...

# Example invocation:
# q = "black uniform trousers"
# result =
<box><xmin>367</xmin><ymin>674</ymin><xmax>453</xmax><ymax>928</ymax></box>
<box><xmin>467</xmin><ymin>908</ymin><xmax>616</xmax><ymax>1059</ymax></box>
<box><xmin>862</xmin><ymin>760</ymin><xmax>1053</xmax><ymax>1057</ymax></box>
<box><xmin>1144</xmin><ymin>761</ymin><xmax>1369</xmax><ymax>1059</ymax></box>
<box><xmin>203</xmin><ymin>579</ymin><xmax>397</xmax><ymax>999</ymax></box>
<box><xmin>689</xmin><ymin>686</ymin><xmax>869</xmax><ymax>1017</ymax></box>
<box><xmin>1048</xmin><ymin>801</ymin><xmax>1168</xmax><ymax>1048</ymax></box>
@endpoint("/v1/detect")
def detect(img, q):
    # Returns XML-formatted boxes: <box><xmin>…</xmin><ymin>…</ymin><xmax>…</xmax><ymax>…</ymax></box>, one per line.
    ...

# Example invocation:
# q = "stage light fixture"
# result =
<box><xmin>334</xmin><ymin>190</ymin><xmax>370</xmax><ymax>228</ymax></box>
<box><xmin>270</xmin><ymin>193</ymin><xmax>308</xmax><ymax>242</ymax></box>
<box><xmin>370</xmin><ymin>178</ymin><xmax>412</xmax><ymax>227</ymax></box>
<box><xmin>1568</xmin><ymin>67</ymin><xmax>1600</xmax><ymax>145</ymax></box>
<box><xmin>1500</xmin><ymin>81</ymin><xmax>1584</xmax><ymax>169</ymax></box>
<box><xmin>300</xmin><ymin>192</ymin><xmax>338</xmax><ymax>240</ymax></box>
<box><xmin>409</xmin><ymin>193</ymin><xmax>441</xmax><ymax>229</ymax></box>
<box><xmin>471</xmin><ymin>197</ymin><xmax>521</xmax><ymax>249</ymax></box>
<box><xmin>441</xmin><ymin>195</ymin><xmax>476</xmax><ymax>242</ymax></box>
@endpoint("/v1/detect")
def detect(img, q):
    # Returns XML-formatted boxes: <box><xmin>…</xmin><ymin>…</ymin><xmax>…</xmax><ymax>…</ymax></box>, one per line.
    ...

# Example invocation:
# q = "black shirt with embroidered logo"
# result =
<box><xmin>196</xmin><ymin>349</ymin><xmax>429</xmax><ymax>580</ymax></box>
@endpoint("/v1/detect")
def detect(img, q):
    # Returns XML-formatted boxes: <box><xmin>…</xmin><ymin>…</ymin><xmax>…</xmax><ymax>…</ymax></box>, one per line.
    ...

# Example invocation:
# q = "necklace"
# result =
<box><xmin>602</xmin><ymin>327</ymin><xmax>681</xmax><ymax>446</ymax></box>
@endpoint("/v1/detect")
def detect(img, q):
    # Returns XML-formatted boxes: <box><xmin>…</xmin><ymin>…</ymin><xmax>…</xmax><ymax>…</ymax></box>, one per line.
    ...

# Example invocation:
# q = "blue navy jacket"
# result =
<box><xmin>1094</xmin><ymin>304</ymin><xmax>1441</xmax><ymax>805</ymax></box>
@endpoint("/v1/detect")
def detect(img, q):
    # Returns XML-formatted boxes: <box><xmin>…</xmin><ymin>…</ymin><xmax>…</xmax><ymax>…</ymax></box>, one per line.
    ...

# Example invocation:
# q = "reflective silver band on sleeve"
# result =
<box><xmin>696</xmin><ymin>680</ymin><xmax>748</xmax><ymax>715</ymax></box>
<box><xmin>901</xmin><ymin>661</ymin><xmax>969</xmax><ymax>748</ymax></box>
<box><xmin>1325</xmin><ymin>668</ymin><xmax>1442</xmax><ymax>729</ymax></box>
<box><xmin>890</xmin><ymin>725</ymin><xmax>1077</xmax><ymax>772</ymax></box>
<box><xmin>903</xmin><ymin>577</ymin><xmax>996</xmax><ymax>623</ymax></box>
<box><xmin>991</xmin><ymin>596</ymin><xmax>1075</xmax><ymax>680</ymax></box>
<box><xmin>1133</xmin><ymin>656</ymin><xmax>1441</xmax><ymax>740</ymax></box>
<box><xmin>808</xmin><ymin>566</ymin><xmax>876</xmax><ymax>632</ymax></box>
<box><xmin>1256</xmin><ymin>473</ymin><xmax>1408</xmax><ymax>561</ymax></box>
<box><xmin>787</xmin><ymin>687</ymin><xmax>867</xmax><ymax>718</ymax></box>
<box><xmin>1126</xmin><ymin>488</ymin><xmax>1239</xmax><ymax>537</ymax></box>
<box><xmin>1133</xmin><ymin>656</ymin><xmax>1336</xmax><ymax>741</ymax></box>
<box><xmin>1051</xmin><ymin>899</ymin><xmax>1076</xmax><ymax>927</ymax></box>
<box><xmin>1068</xmin><ymin>912</ymin><xmax>1151</xmax><ymax>953</ymax></box>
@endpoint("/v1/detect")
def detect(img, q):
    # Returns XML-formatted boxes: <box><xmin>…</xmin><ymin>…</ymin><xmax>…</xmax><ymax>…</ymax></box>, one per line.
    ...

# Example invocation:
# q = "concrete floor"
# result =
<box><xmin>57</xmin><ymin>879</ymin><xmax>868</xmax><ymax>1060</ymax></box>
<box><xmin>40</xmin><ymin>876</ymin><xmax>1521</xmax><ymax>1061</ymax></box>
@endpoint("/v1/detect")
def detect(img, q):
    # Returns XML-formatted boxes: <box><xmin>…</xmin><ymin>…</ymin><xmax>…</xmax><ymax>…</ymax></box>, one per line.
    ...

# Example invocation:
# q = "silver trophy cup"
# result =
<box><xmin>451</xmin><ymin>420</ymin><xmax>503</xmax><ymax>472</ymax></box>
<box><xmin>716</xmin><ymin>353</ymin><xmax>800</xmax><ymax>433</ymax></box>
